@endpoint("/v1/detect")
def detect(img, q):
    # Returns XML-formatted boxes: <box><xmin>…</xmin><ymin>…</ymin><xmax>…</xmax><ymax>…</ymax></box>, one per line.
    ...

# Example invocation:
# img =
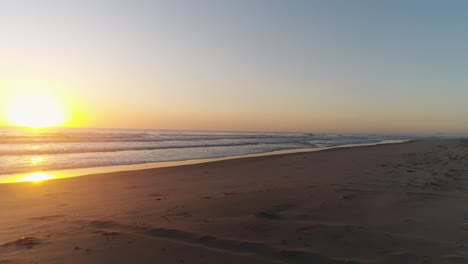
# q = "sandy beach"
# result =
<box><xmin>1</xmin><ymin>139</ymin><xmax>468</xmax><ymax>264</ymax></box>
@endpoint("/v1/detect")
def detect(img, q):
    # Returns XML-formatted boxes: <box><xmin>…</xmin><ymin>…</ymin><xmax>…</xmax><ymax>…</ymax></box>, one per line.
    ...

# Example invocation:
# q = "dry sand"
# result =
<box><xmin>1</xmin><ymin>139</ymin><xmax>468</xmax><ymax>264</ymax></box>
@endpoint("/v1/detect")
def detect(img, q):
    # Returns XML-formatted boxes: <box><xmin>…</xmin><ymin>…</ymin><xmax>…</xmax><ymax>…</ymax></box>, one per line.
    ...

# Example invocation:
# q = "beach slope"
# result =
<box><xmin>1</xmin><ymin>140</ymin><xmax>468</xmax><ymax>263</ymax></box>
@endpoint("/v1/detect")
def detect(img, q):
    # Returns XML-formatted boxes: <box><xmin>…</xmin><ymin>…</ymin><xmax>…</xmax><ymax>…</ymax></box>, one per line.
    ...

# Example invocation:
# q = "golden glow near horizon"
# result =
<box><xmin>5</xmin><ymin>93</ymin><xmax>68</xmax><ymax>129</ymax></box>
<box><xmin>1</xmin><ymin>2</ymin><xmax>468</xmax><ymax>134</ymax></box>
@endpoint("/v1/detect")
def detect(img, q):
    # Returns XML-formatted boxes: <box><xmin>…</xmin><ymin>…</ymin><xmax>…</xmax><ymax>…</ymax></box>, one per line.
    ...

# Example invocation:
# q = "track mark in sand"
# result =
<box><xmin>405</xmin><ymin>192</ymin><xmax>462</xmax><ymax>198</ymax></box>
<box><xmin>2</xmin><ymin>237</ymin><xmax>42</xmax><ymax>249</ymax></box>
<box><xmin>335</xmin><ymin>188</ymin><xmax>378</xmax><ymax>193</ymax></box>
<box><xmin>384</xmin><ymin>251</ymin><xmax>421</xmax><ymax>262</ymax></box>
<box><xmin>168</xmin><ymin>211</ymin><xmax>192</xmax><ymax>218</ymax></box>
<box><xmin>441</xmin><ymin>254</ymin><xmax>468</xmax><ymax>263</ymax></box>
<box><xmin>79</xmin><ymin>220</ymin><xmax>356</xmax><ymax>264</ymax></box>
<box><xmin>146</xmin><ymin>228</ymin><xmax>347</xmax><ymax>263</ymax></box>
<box><xmin>148</xmin><ymin>193</ymin><xmax>168</xmax><ymax>201</ymax></box>
<box><xmin>247</xmin><ymin>224</ymin><xmax>273</xmax><ymax>233</ymax></box>
<box><xmin>272</xmin><ymin>203</ymin><xmax>295</xmax><ymax>210</ymax></box>
<box><xmin>125</xmin><ymin>211</ymin><xmax>141</xmax><ymax>215</ymax></box>
<box><xmin>73</xmin><ymin>246</ymin><xmax>93</xmax><ymax>255</ymax></box>
<box><xmin>163</xmin><ymin>205</ymin><xmax>192</xmax><ymax>219</ymax></box>
<box><xmin>254</xmin><ymin>203</ymin><xmax>296</xmax><ymax>220</ymax></box>
<box><xmin>255</xmin><ymin>211</ymin><xmax>315</xmax><ymax>222</ymax></box>
<box><xmin>44</xmin><ymin>192</ymin><xmax>69</xmax><ymax>197</ymax></box>
<box><xmin>148</xmin><ymin>193</ymin><xmax>166</xmax><ymax>197</ymax></box>
<box><xmin>27</xmin><ymin>214</ymin><xmax>65</xmax><ymax>221</ymax></box>
<box><xmin>340</xmin><ymin>195</ymin><xmax>355</xmax><ymax>200</ymax></box>
<box><xmin>296</xmin><ymin>223</ymin><xmax>360</xmax><ymax>234</ymax></box>
<box><xmin>463</xmin><ymin>223</ymin><xmax>468</xmax><ymax>231</ymax></box>
<box><xmin>86</xmin><ymin>220</ymin><xmax>121</xmax><ymax>229</ymax></box>
<box><xmin>255</xmin><ymin>211</ymin><xmax>283</xmax><ymax>220</ymax></box>
<box><xmin>98</xmin><ymin>231</ymin><xmax>120</xmax><ymax>240</ymax></box>
<box><xmin>222</xmin><ymin>192</ymin><xmax>239</xmax><ymax>196</ymax></box>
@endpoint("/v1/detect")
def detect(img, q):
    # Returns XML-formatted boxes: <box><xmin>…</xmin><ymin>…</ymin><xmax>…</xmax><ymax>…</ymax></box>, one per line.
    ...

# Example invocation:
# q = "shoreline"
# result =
<box><xmin>0</xmin><ymin>139</ymin><xmax>410</xmax><ymax>184</ymax></box>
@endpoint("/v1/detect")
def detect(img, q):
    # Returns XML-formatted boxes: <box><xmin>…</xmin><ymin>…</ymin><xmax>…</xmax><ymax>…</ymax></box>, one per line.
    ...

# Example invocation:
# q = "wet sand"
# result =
<box><xmin>1</xmin><ymin>139</ymin><xmax>468</xmax><ymax>263</ymax></box>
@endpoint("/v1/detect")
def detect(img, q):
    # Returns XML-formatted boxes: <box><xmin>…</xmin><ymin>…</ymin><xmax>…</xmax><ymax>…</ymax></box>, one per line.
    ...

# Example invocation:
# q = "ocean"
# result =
<box><xmin>0</xmin><ymin>127</ymin><xmax>462</xmax><ymax>179</ymax></box>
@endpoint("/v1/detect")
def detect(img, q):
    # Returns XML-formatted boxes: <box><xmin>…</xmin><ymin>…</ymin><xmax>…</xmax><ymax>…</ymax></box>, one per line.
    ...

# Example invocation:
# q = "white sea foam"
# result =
<box><xmin>0</xmin><ymin>127</ymin><xmax>463</xmax><ymax>175</ymax></box>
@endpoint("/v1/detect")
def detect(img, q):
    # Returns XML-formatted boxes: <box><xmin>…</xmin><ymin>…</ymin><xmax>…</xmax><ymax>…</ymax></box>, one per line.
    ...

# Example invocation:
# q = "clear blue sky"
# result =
<box><xmin>1</xmin><ymin>0</ymin><xmax>467</xmax><ymax>133</ymax></box>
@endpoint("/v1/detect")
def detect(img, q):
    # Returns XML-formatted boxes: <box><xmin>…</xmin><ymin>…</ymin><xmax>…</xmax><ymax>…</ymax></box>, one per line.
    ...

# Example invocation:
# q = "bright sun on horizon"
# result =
<box><xmin>6</xmin><ymin>94</ymin><xmax>68</xmax><ymax>129</ymax></box>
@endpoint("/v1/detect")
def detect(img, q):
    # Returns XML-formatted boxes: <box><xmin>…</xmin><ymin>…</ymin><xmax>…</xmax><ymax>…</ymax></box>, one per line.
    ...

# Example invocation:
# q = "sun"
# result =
<box><xmin>6</xmin><ymin>94</ymin><xmax>67</xmax><ymax>129</ymax></box>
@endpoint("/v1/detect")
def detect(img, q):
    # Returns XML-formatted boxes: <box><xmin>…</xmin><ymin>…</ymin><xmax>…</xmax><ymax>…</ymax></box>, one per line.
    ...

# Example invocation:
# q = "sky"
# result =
<box><xmin>0</xmin><ymin>0</ymin><xmax>467</xmax><ymax>133</ymax></box>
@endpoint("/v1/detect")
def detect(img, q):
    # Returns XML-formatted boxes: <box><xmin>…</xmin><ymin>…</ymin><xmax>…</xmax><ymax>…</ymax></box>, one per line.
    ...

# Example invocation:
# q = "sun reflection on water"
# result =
<box><xmin>18</xmin><ymin>172</ymin><xmax>55</xmax><ymax>183</ymax></box>
<box><xmin>30</xmin><ymin>156</ymin><xmax>44</xmax><ymax>165</ymax></box>
<box><xmin>31</xmin><ymin>145</ymin><xmax>41</xmax><ymax>151</ymax></box>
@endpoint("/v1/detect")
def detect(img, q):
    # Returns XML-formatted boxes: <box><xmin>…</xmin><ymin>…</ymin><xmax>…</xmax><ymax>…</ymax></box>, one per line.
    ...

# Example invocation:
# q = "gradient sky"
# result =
<box><xmin>1</xmin><ymin>0</ymin><xmax>467</xmax><ymax>133</ymax></box>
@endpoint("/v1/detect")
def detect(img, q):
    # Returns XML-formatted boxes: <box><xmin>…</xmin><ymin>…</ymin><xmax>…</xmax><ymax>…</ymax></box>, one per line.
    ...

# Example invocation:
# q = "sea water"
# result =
<box><xmin>0</xmin><ymin>127</ymin><xmax>461</xmax><ymax>177</ymax></box>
